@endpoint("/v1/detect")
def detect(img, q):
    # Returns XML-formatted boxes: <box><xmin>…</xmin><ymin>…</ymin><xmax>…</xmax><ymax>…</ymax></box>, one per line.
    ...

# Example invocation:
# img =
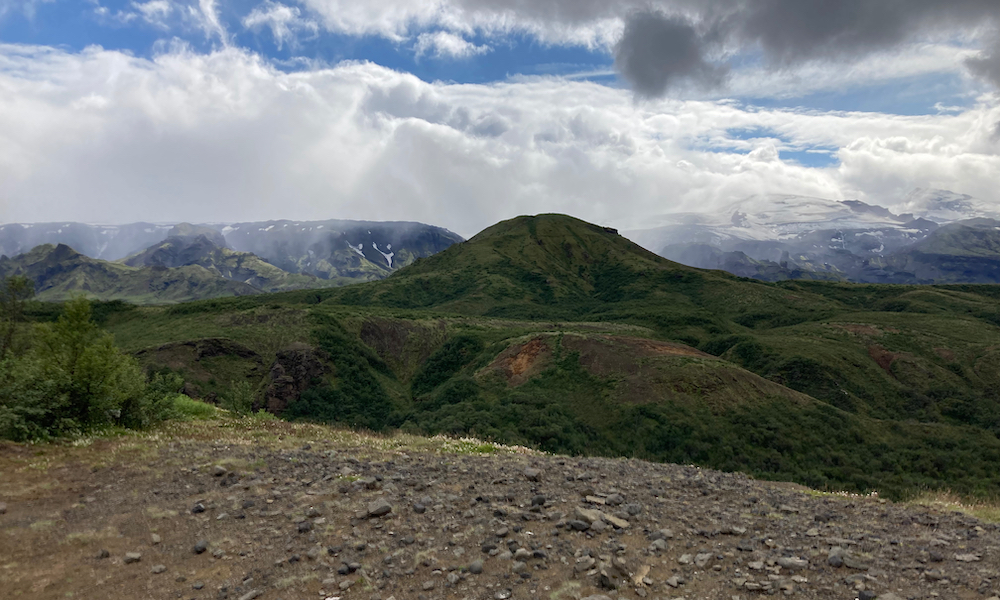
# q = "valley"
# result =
<box><xmin>36</xmin><ymin>213</ymin><xmax>1000</xmax><ymax>500</ymax></box>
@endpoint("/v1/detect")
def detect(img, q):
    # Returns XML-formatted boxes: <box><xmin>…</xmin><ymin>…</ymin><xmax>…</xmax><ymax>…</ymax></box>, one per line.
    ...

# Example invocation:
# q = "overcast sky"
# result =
<box><xmin>0</xmin><ymin>0</ymin><xmax>998</xmax><ymax>237</ymax></box>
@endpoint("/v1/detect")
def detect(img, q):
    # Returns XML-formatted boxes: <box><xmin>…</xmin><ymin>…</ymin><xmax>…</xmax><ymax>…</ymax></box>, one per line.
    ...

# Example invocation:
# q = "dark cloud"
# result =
<box><xmin>610</xmin><ymin>0</ymin><xmax>1000</xmax><ymax>97</ymax></box>
<box><xmin>614</xmin><ymin>10</ymin><xmax>727</xmax><ymax>98</ymax></box>
<box><xmin>966</xmin><ymin>38</ymin><xmax>1000</xmax><ymax>89</ymax></box>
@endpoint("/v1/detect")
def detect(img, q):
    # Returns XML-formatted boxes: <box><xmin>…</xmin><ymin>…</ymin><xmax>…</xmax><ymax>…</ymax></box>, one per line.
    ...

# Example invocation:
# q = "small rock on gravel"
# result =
<box><xmin>191</xmin><ymin>503</ymin><xmax>205</xmax><ymax>514</ymax></box>
<box><xmin>469</xmin><ymin>559</ymin><xmax>484</xmax><ymax>574</ymax></box>
<box><xmin>96</xmin><ymin>549</ymin><xmax>110</xmax><ymax>559</ymax></box>
<box><xmin>151</xmin><ymin>564</ymin><xmax>166</xmax><ymax>574</ymax></box>
<box><xmin>193</xmin><ymin>540</ymin><xmax>208</xmax><ymax>554</ymax></box>
<box><xmin>237</xmin><ymin>590</ymin><xmax>262</xmax><ymax>600</ymax></box>
<box><xmin>367</xmin><ymin>498</ymin><xmax>392</xmax><ymax>518</ymax></box>
<box><xmin>123</xmin><ymin>552</ymin><xmax>142</xmax><ymax>564</ymax></box>
<box><xmin>523</xmin><ymin>467</ymin><xmax>542</xmax><ymax>481</ymax></box>
<box><xmin>0</xmin><ymin>502</ymin><xmax>7</xmax><ymax>514</ymax></box>
<box><xmin>211</xmin><ymin>465</ymin><xmax>227</xmax><ymax>477</ymax></box>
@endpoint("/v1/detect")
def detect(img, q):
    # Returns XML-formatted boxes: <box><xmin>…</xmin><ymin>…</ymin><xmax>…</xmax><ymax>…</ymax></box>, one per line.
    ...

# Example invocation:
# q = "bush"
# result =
<box><xmin>0</xmin><ymin>296</ymin><xmax>176</xmax><ymax>440</ymax></box>
<box><xmin>221</xmin><ymin>379</ymin><xmax>257</xmax><ymax>415</ymax></box>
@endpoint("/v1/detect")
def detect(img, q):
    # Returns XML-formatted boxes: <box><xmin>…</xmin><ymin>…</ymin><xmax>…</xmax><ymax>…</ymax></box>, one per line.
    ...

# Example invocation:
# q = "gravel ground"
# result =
<box><xmin>1</xmin><ymin>418</ymin><xmax>998</xmax><ymax>600</ymax></box>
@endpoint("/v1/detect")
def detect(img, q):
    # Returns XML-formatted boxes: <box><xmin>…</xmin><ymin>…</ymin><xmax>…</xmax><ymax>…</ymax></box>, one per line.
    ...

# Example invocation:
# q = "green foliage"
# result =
<box><xmin>0</xmin><ymin>296</ymin><xmax>175</xmax><ymax>440</ymax></box>
<box><xmin>284</xmin><ymin>313</ymin><xmax>398</xmax><ymax>430</ymax></box>
<box><xmin>221</xmin><ymin>379</ymin><xmax>257</xmax><ymax>415</ymax></box>
<box><xmin>0</xmin><ymin>275</ymin><xmax>35</xmax><ymax>361</ymax></box>
<box><xmin>411</xmin><ymin>335</ymin><xmax>484</xmax><ymax>397</ymax></box>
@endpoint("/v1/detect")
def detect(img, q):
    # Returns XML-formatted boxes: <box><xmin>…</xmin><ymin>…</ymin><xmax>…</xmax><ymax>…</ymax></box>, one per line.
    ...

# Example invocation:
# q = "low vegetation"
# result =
<box><xmin>0</xmin><ymin>284</ymin><xmax>182</xmax><ymax>440</ymax></box>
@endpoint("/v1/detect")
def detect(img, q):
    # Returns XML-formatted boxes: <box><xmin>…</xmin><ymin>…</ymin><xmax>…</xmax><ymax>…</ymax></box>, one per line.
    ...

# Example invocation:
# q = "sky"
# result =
<box><xmin>0</xmin><ymin>0</ymin><xmax>998</xmax><ymax>237</ymax></box>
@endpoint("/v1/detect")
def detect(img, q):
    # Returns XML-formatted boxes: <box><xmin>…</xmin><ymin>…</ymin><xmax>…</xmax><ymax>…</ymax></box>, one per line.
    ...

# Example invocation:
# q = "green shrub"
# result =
<box><xmin>171</xmin><ymin>395</ymin><xmax>218</xmax><ymax>420</ymax></box>
<box><xmin>411</xmin><ymin>335</ymin><xmax>483</xmax><ymax>397</ymax></box>
<box><xmin>221</xmin><ymin>379</ymin><xmax>257</xmax><ymax>415</ymax></box>
<box><xmin>0</xmin><ymin>296</ymin><xmax>176</xmax><ymax>440</ymax></box>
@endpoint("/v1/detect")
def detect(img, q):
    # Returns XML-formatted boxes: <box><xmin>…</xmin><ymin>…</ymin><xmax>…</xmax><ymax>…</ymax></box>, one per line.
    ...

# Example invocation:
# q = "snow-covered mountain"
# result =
<box><xmin>625</xmin><ymin>189</ymin><xmax>1000</xmax><ymax>284</ymax></box>
<box><xmin>0</xmin><ymin>219</ymin><xmax>463</xmax><ymax>283</ymax></box>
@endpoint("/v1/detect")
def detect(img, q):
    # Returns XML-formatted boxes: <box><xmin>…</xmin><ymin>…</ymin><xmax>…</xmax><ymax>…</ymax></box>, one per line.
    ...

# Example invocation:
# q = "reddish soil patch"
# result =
<box><xmin>868</xmin><ymin>345</ymin><xmax>900</xmax><ymax>375</ymax></box>
<box><xmin>485</xmin><ymin>337</ymin><xmax>553</xmax><ymax>386</ymax></box>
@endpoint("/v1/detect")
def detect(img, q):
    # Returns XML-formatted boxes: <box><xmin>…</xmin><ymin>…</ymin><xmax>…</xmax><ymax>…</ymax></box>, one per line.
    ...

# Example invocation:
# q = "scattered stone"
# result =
<box><xmin>469</xmin><ymin>559</ymin><xmax>484</xmax><ymax>574</ymax></box>
<box><xmin>193</xmin><ymin>540</ymin><xmax>208</xmax><ymax>554</ymax></box>
<box><xmin>150</xmin><ymin>533</ymin><xmax>161</xmax><ymax>545</ymax></box>
<box><xmin>412</xmin><ymin>502</ymin><xmax>426</xmax><ymax>514</ymax></box>
<box><xmin>96</xmin><ymin>549</ymin><xmax>110</xmax><ymax>559</ymax></box>
<box><xmin>568</xmin><ymin>520</ymin><xmax>590</xmax><ymax>531</ymax></box>
<box><xmin>123</xmin><ymin>552</ymin><xmax>142</xmax><ymax>564</ymax></box>
<box><xmin>523</xmin><ymin>467</ymin><xmax>542</xmax><ymax>481</ymax></box>
<box><xmin>776</xmin><ymin>556</ymin><xmax>808</xmax><ymax>570</ymax></box>
<box><xmin>0</xmin><ymin>502</ymin><xmax>7</xmax><ymax>515</ymax></box>
<box><xmin>211</xmin><ymin>465</ymin><xmax>227</xmax><ymax>477</ymax></box>
<box><xmin>955</xmin><ymin>553</ymin><xmax>981</xmax><ymax>562</ymax></box>
<box><xmin>237</xmin><ymin>590</ymin><xmax>262</xmax><ymax>600</ymax></box>
<box><xmin>151</xmin><ymin>564</ymin><xmax>166</xmax><ymax>574</ymax></box>
<box><xmin>191</xmin><ymin>503</ymin><xmax>205</xmax><ymax>514</ymax></box>
<box><xmin>367</xmin><ymin>498</ymin><xmax>392</xmax><ymax>518</ymax></box>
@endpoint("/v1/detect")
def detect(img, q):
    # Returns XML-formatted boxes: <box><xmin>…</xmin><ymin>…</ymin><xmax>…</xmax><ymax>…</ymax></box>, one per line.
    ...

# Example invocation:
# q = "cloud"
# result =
<box><xmin>966</xmin><ymin>36</ymin><xmax>1000</xmax><ymax>88</ymax></box>
<box><xmin>242</xmin><ymin>1</ymin><xmax>319</xmax><ymax>50</ymax></box>
<box><xmin>290</xmin><ymin>0</ymin><xmax>1000</xmax><ymax>96</ymax></box>
<box><xmin>414</xmin><ymin>31</ymin><xmax>491</xmax><ymax>60</ymax></box>
<box><xmin>614</xmin><ymin>10</ymin><xmax>726</xmax><ymax>97</ymax></box>
<box><xmin>0</xmin><ymin>0</ymin><xmax>54</xmax><ymax>21</ymax></box>
<box><xmin>0</xmin><ymin>42</ymin><xmax>998</xmax><ymax>237</ymax></box>
<box><xmin>132</xmin><ymin>0</ymin><xmax>173</xmax><ymax>29</ymax></box>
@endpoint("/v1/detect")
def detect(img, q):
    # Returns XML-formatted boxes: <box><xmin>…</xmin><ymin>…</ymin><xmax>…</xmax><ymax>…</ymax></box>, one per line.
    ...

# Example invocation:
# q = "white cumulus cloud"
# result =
<box><xmin>242</xmin><ymin>1</ymin><xmax>319</xmax><ymax>50</ymax></box>
<box><xmin>0</xmin><ymin>42</ymin><xmax>997</xmax><ymax>237</ymax></box>
<box><xmin>414</xmin><ymin>31</ymin><xmax>491</xmax><ymax>60</ymax></box>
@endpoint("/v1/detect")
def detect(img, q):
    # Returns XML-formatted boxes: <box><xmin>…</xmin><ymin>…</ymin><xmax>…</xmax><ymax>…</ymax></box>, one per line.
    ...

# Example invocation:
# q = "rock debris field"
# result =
<box><xmin>1</xmin><ymin>419</ymin><xmax>999</xmax><ymax>600</ymax></box>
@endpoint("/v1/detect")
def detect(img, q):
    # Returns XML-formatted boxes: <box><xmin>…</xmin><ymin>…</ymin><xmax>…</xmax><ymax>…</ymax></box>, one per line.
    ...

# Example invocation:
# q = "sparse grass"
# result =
<box><xmin>907</xmin><ymin>490</ymin><xmax>1000</xmax><ymax>523</ymax></box>
<box><xmin>145</xmin><ymin>506</ymin><xmax>178</xmax><ymax>519</ymax></box>
<box><xmin>62</xmin><ymin>528</ymin><xmax>118</xmax><ymax>546</ymax></box>
<box><xmin>274</xmin><ymin>574</ymin><xmax>318</xmax><ymax>589</ymax></box>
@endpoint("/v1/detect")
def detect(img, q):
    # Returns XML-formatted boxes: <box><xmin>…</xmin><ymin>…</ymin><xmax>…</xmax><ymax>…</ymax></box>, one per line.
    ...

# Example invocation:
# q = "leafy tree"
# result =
<box><xmin>0</xmin><ymin>275</ymin><xmax>34</xmax><ymax>361</ymax></box>
<box><xmin>0</xmin><ymin>296</ymin><xmax>164</xmax><ymax>440</ymax></box>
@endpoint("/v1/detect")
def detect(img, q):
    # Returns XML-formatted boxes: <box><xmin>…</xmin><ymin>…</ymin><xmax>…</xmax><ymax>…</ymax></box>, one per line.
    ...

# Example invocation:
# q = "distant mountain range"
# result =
<box><xmin>0</xmin><ymin>220</ymin><xmax>463</xmax><ymax>303</ymax></box>
<box><xmin>626</xmin><ymin>188</ymin><xmax>1000</xmax><ymax>283</ymax></box>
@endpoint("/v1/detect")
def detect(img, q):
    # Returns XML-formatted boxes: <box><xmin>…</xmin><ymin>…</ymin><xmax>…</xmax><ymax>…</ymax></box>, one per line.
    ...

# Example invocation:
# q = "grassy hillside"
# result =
<box><xmin>1</xmin><ymin>244</ymin><xmax>259</xmax><ymax>303</ymax></box>
<box><xmin>122</xmin><ymin>234</ymin><xmax>321</xmax><ymax>293</ymax></box>
<box><xmin>33</xmin><ymin>214</ymin><xmax>1000</xmax><ymax>499</ymax></box>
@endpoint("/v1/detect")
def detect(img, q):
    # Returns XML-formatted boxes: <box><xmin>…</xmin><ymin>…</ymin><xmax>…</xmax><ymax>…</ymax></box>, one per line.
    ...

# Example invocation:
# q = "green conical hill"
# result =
<box><xmin>329</xmin><ymin>214</ymin><xmax>838</xmax><ymax>323</ymax></box>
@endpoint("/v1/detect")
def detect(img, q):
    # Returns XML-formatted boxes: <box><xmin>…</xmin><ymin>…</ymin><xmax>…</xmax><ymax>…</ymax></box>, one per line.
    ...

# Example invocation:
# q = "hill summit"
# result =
<box><xmin>331</xmin><ymin>213</ymin><xmax>739</xmax><ymax>318</ymax></box>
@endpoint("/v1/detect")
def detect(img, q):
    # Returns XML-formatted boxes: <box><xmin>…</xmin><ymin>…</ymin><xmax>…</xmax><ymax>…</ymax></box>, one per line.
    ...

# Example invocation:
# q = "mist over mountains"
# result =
<box><xmin>0</xmin><ymin>220</ymin><xmax>463</xmax><ymax>303</ymax></box>
<box><xmin>627</xmin><ymin>189</ymin><xmax>1000</xmax><ymax>284</ymax></box>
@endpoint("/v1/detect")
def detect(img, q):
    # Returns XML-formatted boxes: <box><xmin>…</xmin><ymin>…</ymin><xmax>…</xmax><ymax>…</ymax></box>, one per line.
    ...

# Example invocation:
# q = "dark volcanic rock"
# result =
<box><xmin>260</xmin><ymin>344</ymin><xmax>330</xmax><ymax>414</ymax></box>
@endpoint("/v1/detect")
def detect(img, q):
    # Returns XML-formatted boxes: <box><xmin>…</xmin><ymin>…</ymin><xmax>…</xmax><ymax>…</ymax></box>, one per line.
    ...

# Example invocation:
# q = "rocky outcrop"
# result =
<box><xmin>260</xmin><ymin>343</ymin><xmax>329</xmax><ymax>415</ymax></box>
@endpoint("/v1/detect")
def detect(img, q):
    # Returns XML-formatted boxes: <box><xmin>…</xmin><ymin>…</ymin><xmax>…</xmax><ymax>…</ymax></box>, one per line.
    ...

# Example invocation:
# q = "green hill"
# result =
<box><xmin>122</xmin><ymin>231</ymin><xmax>321</xmax><ymax>293</ymax></box>
<box><xmin>1</xmin><ymin>243</ymin><xmax>259</xmax><ymax>303</ymax></box>
<box><xmin>62</xmin><ymin>214</ymin><xmax>1000</xmax><ymax>498</ymax></box>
